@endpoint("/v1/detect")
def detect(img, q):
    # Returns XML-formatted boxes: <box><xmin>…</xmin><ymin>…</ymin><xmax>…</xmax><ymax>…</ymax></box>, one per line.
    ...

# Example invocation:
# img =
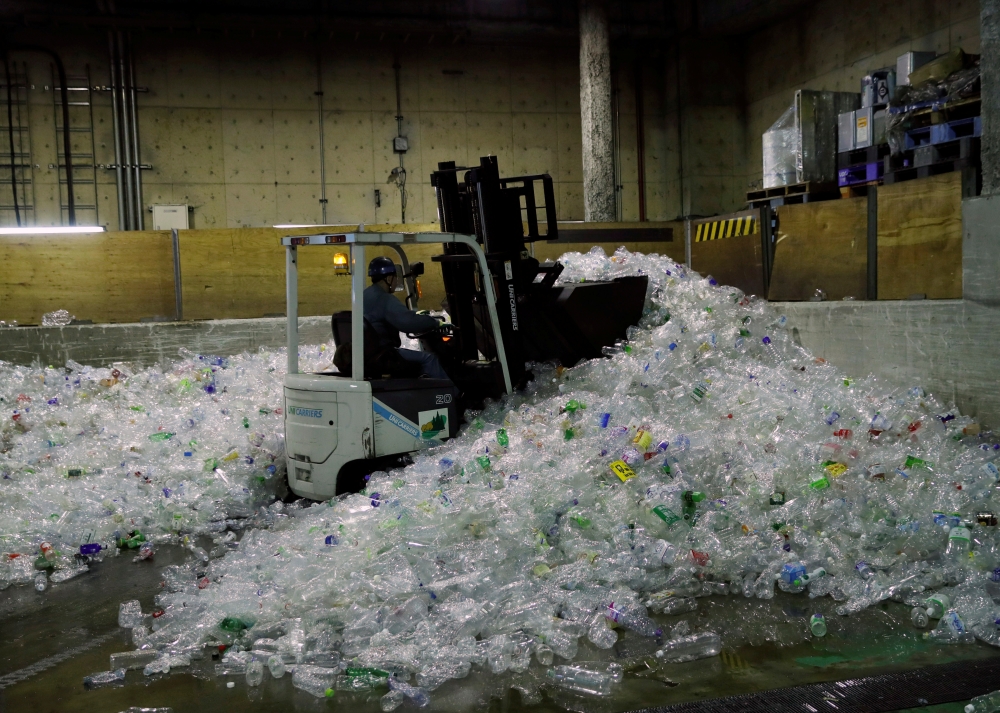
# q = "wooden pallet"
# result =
<box><xmin>747</xmin><ymin>181</ymin><xmax>839</xmax><ymax>209</ymax></box>
<box><xmin>838</xmin><ymin>144</ymin><xmax>890</xmax><ymax>170</ymax></box>
<box><xmin>883</xmin><ymin>156</ymin><xmax>978</xmax><ymax>185</ymax></box>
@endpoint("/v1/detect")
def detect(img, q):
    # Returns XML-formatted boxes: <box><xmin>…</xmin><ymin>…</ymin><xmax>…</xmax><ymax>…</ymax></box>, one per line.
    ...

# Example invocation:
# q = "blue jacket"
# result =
<box><xmin>363</xmin><ymin>283</ymin><xmax>439</xmax><ymax>348</ymax></box>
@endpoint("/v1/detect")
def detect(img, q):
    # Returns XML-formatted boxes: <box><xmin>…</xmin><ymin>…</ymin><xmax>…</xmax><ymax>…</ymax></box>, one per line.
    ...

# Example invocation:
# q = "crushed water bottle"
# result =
<box><xmin>83</xmin><ymin>668</ymin><xmax>125</xmax><ymax>689</ymax></box>
<box><xmin>656</xmin><ymin>632</ymin><xmax>722</xmax><ymax>662</ymax></box>
<box><xmin>967</xmin><ymin>689</ymin><xmax>1000</xmax><ymax>713</ymax></box>
<box><xmin>546</xmin><ymin>663</ymin><xmax>623</xmax><ymax>696</ymax></box>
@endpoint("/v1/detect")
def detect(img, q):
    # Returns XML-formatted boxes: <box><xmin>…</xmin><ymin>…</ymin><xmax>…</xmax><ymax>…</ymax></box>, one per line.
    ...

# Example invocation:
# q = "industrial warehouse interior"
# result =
<box><xmin>2</xmin><ymin>1</ymin><xmax>1000</xmax><ymax>712</ymax></box>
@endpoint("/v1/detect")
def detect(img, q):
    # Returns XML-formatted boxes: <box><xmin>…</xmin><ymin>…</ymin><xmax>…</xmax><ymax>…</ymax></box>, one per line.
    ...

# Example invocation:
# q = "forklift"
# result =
<box><xmin>282</xmin><ymin>156</ymin><xmax>648</xmax><ymax>500</ymax></box>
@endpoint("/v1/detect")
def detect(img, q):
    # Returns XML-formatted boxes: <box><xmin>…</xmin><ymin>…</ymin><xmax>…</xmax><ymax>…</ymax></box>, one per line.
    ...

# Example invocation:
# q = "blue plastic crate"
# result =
<box><xmin>906</xmin><ymin>116</ymin><xmax>981</xmax><ymax>148</ymax></box>
<box><xmin>838</xmin><ymin>162</ymin><xmax>883</xmax><ymax>187</ymax></box>
<box><xmin>929</xmin><ymin>116</ymin><xmax>981</xmax><ymax>144</ymax></box>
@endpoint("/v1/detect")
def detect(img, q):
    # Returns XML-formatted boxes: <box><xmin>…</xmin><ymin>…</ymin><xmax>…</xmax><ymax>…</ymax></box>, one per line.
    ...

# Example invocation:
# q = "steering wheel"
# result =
<box><xmin>406</xmin><ymin>322</ymin><xmax>456</xmax><ymax>339</ymax></box>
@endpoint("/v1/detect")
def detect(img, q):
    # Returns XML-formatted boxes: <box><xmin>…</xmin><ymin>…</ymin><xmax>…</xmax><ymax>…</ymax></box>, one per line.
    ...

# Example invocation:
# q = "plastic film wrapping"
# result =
<box><xmin>887</xmin><ymin>61</ymin><xmax>981</xmax><ymax>155</ymax></box>
<box><xmin>762</xmin><ymin>105</ymin><xmax>797</xmax><ymax>189</ymax></box>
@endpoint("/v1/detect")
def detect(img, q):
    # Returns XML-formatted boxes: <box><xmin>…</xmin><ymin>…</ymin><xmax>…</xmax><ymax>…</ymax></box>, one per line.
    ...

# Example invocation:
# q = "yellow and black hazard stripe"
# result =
<box><xmin>694</xmin><ymin>215</ymin><xmax>758</xmax><ymax>242</ymax></box>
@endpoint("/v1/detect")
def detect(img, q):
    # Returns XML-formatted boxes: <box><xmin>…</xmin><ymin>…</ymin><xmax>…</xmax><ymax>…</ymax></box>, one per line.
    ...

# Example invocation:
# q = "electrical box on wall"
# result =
<box><xmin>152</xmin><ymin>204</ymin><xmax>189</xmax><ymax>230</ymax></box>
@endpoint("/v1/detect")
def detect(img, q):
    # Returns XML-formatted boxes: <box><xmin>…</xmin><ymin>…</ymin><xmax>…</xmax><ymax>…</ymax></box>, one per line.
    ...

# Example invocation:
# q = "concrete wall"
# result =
<box><xmin>781</xmin><ymin>299</ymin><xmax>1000</xmax><ymax>430</ymax></box>
<box><xmin>744</xmin><ymin>0</ymin><xmax>982</xmax><ymax>192</ymax></box>
<box><xmin>670</xmin><ymin>37</ymin><xmax>748</xmax><ymax>218</ymax></box>
<box><xmin>5</xmin><ymin>299</ymin><xmax>996</xmax><ymax>432</ymax></box>
<box><xmin>3</xmin><ymin>30</ymin><xmax>676</xmax><ymax>230</ymax></box>
<box><xmin>0</xmin><ymin>316</ymin><xmax>331</xmax><ymax>369</ymax></box>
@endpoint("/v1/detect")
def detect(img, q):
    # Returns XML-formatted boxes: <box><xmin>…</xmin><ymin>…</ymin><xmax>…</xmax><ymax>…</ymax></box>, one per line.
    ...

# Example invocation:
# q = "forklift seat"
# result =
<box><xmin>331</xmin><ymin>310</ymin><xmax>421</xmax><ymax>379</ymax></box>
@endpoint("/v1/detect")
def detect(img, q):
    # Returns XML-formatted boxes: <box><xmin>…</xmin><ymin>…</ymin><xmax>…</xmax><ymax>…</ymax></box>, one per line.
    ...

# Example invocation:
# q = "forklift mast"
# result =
<box><xmin>432</xmin><ymin>156</ymin><xmax>561</xmax><ymax>389</ymax></box>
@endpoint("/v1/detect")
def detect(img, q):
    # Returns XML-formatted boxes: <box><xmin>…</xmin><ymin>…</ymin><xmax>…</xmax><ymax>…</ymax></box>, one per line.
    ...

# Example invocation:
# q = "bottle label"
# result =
<box><xmin>609</xmin><ymin>460</ymin><xmax>636</xmax><ymax>482</ymax></box>
<box><xmin>824</xmin><ymin>462</ymin><xmax>848</xmax><ymax>477</ymax></box>
<box><xmin>633</xmin><ymin>430</ymin><xmax>653</xmax><ymax>451</ymax></box>
<box><xmin>652</xmin><ymin>505</ymin><xmax>681</xmax><ymax>526</ymax></box>
<box><xmin>949</xmin><ymin>527</ymin><xmax>970</xmax><ymax>542</ymax></box>
<box><xmin>944</xmin><ymin>611</ymin><xmax>966</xmax><ymax>634</ymax></box>
<box><xmin>983</xmin><ymin>463</ymin><xmax>1000</xmax><ymax>481</ymax></box>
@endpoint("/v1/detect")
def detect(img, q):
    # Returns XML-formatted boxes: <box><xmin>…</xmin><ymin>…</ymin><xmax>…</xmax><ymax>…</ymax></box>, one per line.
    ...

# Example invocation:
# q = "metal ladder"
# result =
<box><xmin>0</xmin><ymin>61</ymin><xmax>34</xmax><ymax>226</ymax></box>
<box><xmin>50</xmin><ymin>64</ymin><xmax>99</xmax><ymax>226</ymax></box>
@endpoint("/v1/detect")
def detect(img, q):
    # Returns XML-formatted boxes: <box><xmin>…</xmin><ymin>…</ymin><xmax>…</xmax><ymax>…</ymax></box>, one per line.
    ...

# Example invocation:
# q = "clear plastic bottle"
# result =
<box><xmin>267</xmin><ymin>655</ymin><xmax>286</xmax><ymax>678</ymax></box>
<box><xmin>926</xmin><ymin>593</ymin><xmax>952</xmax><ymax>619</ymax></box>
<box><xmin>855</xmin><ymin>561</ymin><xmax>877</xmax><ymax>580</ymax></box>
<box><xmin>534</xmin><ymin>643</ymin><xmax>554</xmax><ymax>666</ymax></box>
<box><xmin>966</xmin><ymin>689</ymin><xmax>1000</xmax><ymax>713</ymax></box>
<box><xmin>291</xmin><ymin>665</ymin><xmax>337</xmax><ymax>698</ymax></box>
<box><xmin>387</xmin><ymin>676</ymin><xmax>429</xmax><ymax>707</ymax></box>
<box><xmin>655</xmin><ymin>632</ymin><xmax>722</xmax><ymax>662</ymax></box>
<box><xmin>83</xmin><ymin>668</ymin><xmax>126</xmax><ymax>689</ymax></box>
<box><xmin>946</xmin><ymin>525</ymin><xmax>971</xmax><ymax>562</ymax></box>
<box><xmin>110</xmin><ymin>650</ymin><xmax>158</xmax><ymax>671</ymax></box>
<box><xmin>118</xmin><ymin>600</ymin><xmax>143</xmax><ymax>628</ymax></box>
<box><xmin>603</xmin><ymin>601</ymin><xmax>663</xmax><ymax>637</ymax></box>
<box><xmin>587</xmin><ymin>613</ymin><xmax>618</xmax><ymax>649</ymax></box>
<box><xmin>809</xmin><ymin>614</ymin><xmax>827</xmax><ymax>637</ymax></box>
<box><xmin>381</xmin><ymin>690</ymin><xmax>405</xmax><ymax>712</ymax></box>
<box><xmin>545</xmin><ymin>663</ymin><xmax>622</xmax><ymax>696</ymax></box>
<box><xmin>245</xmin><ymin>659</ymin><xmax>264</xmax><ymax>687</ymax></box>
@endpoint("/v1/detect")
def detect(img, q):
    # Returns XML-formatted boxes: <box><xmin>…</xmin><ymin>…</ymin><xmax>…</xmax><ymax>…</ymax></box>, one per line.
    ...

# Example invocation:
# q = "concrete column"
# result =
<box><xmin>983</xmin><ymin>0</ymin><xmax>1000</xmax><ymax>195</ymax></box>
<box><xmin>579</xmin><ymin>0</ymin><xmax>616</xmax><ymax>221</ymax></box>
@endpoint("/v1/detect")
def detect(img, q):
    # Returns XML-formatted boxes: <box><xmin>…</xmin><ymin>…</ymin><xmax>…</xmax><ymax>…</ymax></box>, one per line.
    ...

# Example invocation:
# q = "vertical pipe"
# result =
<box><xmin>116</xmin><ymin>31</ymin><xmax>135</xmax><ymax>230</ymax></box>
<box><xmin>86</xmin><ymin>65</ymin><xmax>99</xmax><ymax>227</ymax></box>
<box><xmin>351</xmin><ymin>243</ymin><xmax>365</xmax><ymax>382</ymax></box>
<box><xmin>108</xmin><ymin>31</ymin><xmax>126</xmax><ymax>231</ymax></box>
<box><xmin>684</xmin><ymin>218</ymin><xmax>691</xmax><ymax>268</ymax></box>
<box><xmin>286</xmin><ymin>245</ymin><xmax>299</xmax><ymax>375</ymax></box>
<box><xmin>393</xmin><ymin>58</ymin><xmax>406</xmax><ymax>224</ymax></box>
<box><xmin>126</xmin><ymin>32</ymin><xmax>143</xmax><ymax>229</ymax></box>
<box><xmin>867</xmin><ymin>187</ymin><xmax>878</xmax><ymax>300</ymax></box>
<box><xmin>171</xmin><ymin>228</ymin><xmax>183</xmax><ymax>321</ymax></box>
<box><xmin>674</xmin><ymin>38</ymin><xmax>687</xmax><ymax>219</ymax></box>
<box><xmin>316</xmin><ymin>48</ymin><xmax>327</xmax><ymax>225</ymax></box>
<box><xmin>634</xmin><ymin>58</ymin><xmax>646</xmax><ymax>222</ymax></box>
<box><xmin>759</xmin><ymin>205</ymin><xmax>772</xmax><ymax>296</ymax></box>
<box><xmin>52</xmin><ymin>55</ymin><xmax>75</xmax><ymax>225</ymax></box>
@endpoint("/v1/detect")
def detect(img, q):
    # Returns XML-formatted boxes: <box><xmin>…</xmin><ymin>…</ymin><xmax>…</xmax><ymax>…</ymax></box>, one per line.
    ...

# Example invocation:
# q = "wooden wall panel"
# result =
<box><xmin>0</xmin><ymin>231</ymin><xmax>174</xmax><ymax>325</ymax></box>
<box><xmin>690</xmin><ymin>233</ymin><xmax>766</xmax><ymax>297</ymax></box>
<box><xmin>769</xmin><ymin>198</ymin><xmax>868</xmax><ymax>301</ymax></box>
<box><xmin>533</xmin><ymin>239</ymin><xmax>685</xmax><ymax>266</ymax></box>
<box><xmin>178</xmin><ymin>224</ymin><xmax>441</xmax><ymax>320</ymax></box>
<box><xmin>878</xmin><ymin>172</ymin><xmax>963</xmax><ymax>300</ymax></box>
<box><xmin>533</xmin><ymin>222</ymin><xmax>685</xmax><ymax>266</ymax></box>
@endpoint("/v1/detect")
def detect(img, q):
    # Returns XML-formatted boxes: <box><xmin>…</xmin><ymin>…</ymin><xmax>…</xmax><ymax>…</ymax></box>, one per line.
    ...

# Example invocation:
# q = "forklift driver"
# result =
<box><xmin>363</xmin><ymin>256</ymin><xmax>449</xmax><ymax>379</ymax></box>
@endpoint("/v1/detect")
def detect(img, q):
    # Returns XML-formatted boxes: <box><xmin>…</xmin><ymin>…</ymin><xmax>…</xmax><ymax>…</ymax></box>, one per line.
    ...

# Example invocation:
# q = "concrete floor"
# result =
<box><xmin>0</xmin><ymin>541</ymin><xmax>997</xmax><ymax>713</ymax></box>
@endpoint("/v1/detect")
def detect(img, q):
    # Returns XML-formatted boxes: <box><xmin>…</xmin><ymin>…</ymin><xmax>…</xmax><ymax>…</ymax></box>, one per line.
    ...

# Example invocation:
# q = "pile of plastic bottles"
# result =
<box><xmin>0</xmin><ymin>345</ymin><xmax>334</xmax><ymax>591</ymax></box>
<box><xmin>99</xmin><ymin>246</ymin><xmax>1000</xmax><ymax>707</ymax></box>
